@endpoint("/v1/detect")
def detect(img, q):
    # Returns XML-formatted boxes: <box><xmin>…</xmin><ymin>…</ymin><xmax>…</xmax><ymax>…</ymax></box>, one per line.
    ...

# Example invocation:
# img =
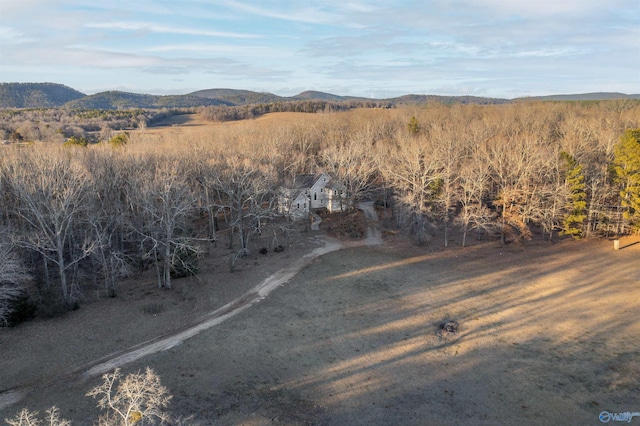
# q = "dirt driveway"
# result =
<box><xmin>1</xmin><ymin>233</ymin><xmax>639</xmax><ymax>425</ymax></box>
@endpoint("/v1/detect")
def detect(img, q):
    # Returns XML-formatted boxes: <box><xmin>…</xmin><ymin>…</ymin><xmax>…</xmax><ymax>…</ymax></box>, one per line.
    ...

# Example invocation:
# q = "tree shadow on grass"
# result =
<box><xmin>3</xmin><ymin>239</ymin><xmax>638</xmax><ymax>424</ymax></box>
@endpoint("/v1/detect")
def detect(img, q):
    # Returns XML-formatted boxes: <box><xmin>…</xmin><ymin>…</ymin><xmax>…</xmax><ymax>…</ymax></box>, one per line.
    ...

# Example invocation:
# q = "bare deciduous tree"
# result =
<box><xmin>0</xmin><ymin>238</ymin><xmax>31</xmax><ymax>326</ymax></box>
<box><xmin>3</xmin><ymin>149</ymin><xmax>95</xmax><ymax>307</ymax></box>
<box><xmin>456</xmin><ymin>153</ymin><xmax>496</xmax><ymax>247</ymax></box>
<box><xmin>320</xmin><ymin>132</ymin><xmax>378</xmax><ymax>211</ymax></box>
<box><xmin>430</xmin><ymin>121</ymin><xmax>468</xmax><ymax>247</ymax></box>
<box><xmin>83</xmin><ymin>149</ymin><xmax>132</xmax><ymax>297</ymax></box>
<box><xmin>379</xmin><ymin>134</ymin><xmax>442</xmax><ymax>244</ymax></box>
<box><xmin>5</xmin><ymin>406</ymin><xmax>71</xmax><ymax>426</ymax></box>
<box><xmin>213</xmin><ymin>153</ymin><xmax>276</xmax><ymax>263</ymax></box>
<box><xmin>86</xmin><ymin>367</ymin><xmax>172</xmax><ymax>426</ymax></box>
<box><xmin>130</xmin><ymin>159</ymin><xmax>198</xmax><ymax>289</ymax></box>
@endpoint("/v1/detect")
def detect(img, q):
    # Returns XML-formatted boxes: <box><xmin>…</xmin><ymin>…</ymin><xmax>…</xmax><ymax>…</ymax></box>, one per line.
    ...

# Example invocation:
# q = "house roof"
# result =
<box><xmin>293</xmin><ymin>174</ymin><xmax>317</xmax><ymax>189</ymax></box>
<box><xmin>324</xmin><ymin>180</ymin><xmax>345</xmax><ymax>190</ymax></box>
<box><xmin>291</xmin><ymin>189</ymin><xmax>310</xmax><ymax>201</ymax></box>
<box><xmin>293</xmin><ymin>173</ymin><xmax>332</xmax><ymax>188</ymax></box>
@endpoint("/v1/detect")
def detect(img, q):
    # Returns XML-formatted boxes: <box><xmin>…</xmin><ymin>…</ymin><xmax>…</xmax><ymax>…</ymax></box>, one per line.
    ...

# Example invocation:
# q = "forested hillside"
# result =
<box><xmin>65</xmin><ymin>91</ymin><xmax>227</xmax><ymax>109</ymax></box>
<box><xmin>0</xmin><ymin>83</ymin><xmax>85</xmax><ymax>108</ymax></box>
<box><xmin>4</xmin><ymin>82</ymin><xmax>635</xmax><ymax>110</ymax></box>
<box><xmin>0</xmin><ymin>83</ymin><xmax>512</xmax><ymax>109</ymax></box>
<box><xmin>1</xmin><ymin>101</ymin><xmax>639</xmax><ymax>326</ymax></box>
<box><xmin>520</xmin><ymin>92</ymin><xmax>640</xmax><ymax>101</ymax></box>
<box><xmin>189</xmin><ymin>88</ymin><xmax>285</xmax><ymax>105</ymax></box>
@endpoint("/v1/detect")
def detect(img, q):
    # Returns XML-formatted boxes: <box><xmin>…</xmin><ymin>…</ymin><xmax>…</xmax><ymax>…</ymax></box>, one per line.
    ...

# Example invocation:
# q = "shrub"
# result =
<box><xmin>63</xmin><ymin>136</ymin><xmax>88</xmax><ymax>147</ymax></box>
<box><xmin>1</xmin><ymin>286</ymin><xmax>23</xmax><ymax>327</ymax></box>
<box><xmin>0</xmin><ymin>242</ymin><xmax>33</xmax><ymax>326</ymax></box>
<box><xmin>141</xmin><ymin>303</ymin><xmax>165</xmax><ymax>315</ymax></box>
<box><xmin>86</xmin><ymin>367</ymin><xmax>172</xmax><ymax>426</ymax></box>
<box><xmin>170</xmin><ymin>244</ymin><xmax>200</xmax><ymax>279</ymax></box>
<box><xmin>109</xmin><ymin>132</ymin><xmax>129</xmax><ymax>147</ymax></box>
<box><xmin>35</xmin><ymin>284</ymin><xmax>77</xmax><ymax>318</ymax></box>
<box><xmin>5</xmin><ymin>406</ymin><xmax>70</xmax><ymax>426</ymax></box>
<box><xmin>0</xmin><ymin>287</ymin><xmax>36</xmax><ymax>326</ymax></box>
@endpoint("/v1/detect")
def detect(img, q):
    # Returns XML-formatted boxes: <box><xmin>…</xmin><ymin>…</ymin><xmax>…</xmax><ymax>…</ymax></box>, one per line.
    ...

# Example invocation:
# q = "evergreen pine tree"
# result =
<box><xmin>407</xmin><ymin>116</ymin><xmax>420</xmax><ymax>135</ymax></box>
<box><xmin>560</xmin><ymin>151</ymin><xmax>587</xmax><ymax>238</ymax></box>
<box><xmin>612</xmin><ymin>129</ymin><xmax>640</xmax><ymax>232</ymax></box>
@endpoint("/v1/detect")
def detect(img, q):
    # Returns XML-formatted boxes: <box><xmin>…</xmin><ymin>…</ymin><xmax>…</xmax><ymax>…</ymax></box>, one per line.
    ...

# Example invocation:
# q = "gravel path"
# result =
<box><xmin>0</xmin><ymin>237</ymin><xmax>345</xmax><ymax>412</ymax></box>
<box><xmin>358</xmin><ymin>201</ymin><xmax>382</xmax><ymax>246</ymax></box>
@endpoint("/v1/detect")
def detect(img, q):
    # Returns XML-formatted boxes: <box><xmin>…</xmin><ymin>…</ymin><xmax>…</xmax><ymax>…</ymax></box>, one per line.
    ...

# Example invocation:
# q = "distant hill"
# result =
<box><xmin>189</xmin><ymin>89</ymin><xmax>285</xmax><ymax>105</ymax></box>
<box><xmin>1</xmin><ymin>83</ymin><xmax>638</xmax><ymax>109</ymax></box>
<box><xmin>291</xmin><ymin>91</ymin><xmax>349</xmax><ymax>101</ymax></box>
<box><xmin>192</xmin><ymin>89</ymin><xmax>507</xmax><ymax>105</ymax></box>
<box><xmin>389</xmin><ymin>94</ymin><xmax>509</xmax><ymax>105</ymax></box>
<box><xmin>191</xmin><ymin>88</ymin><xmax>374</xmax><ymax>105</ymax></box>
<box><xmin>64</xmin><ymin>91</ymin><xmax>228</xmax><ymax>109</ymax></box>
<box><xmin>517</xmin><ymin>92</ymin><xmax>640</xmax><ymax>101</ymax></box>
<box><xmin>0</xmin><ymin>83</ymin><xmax>85</xmax><ymax>108</ymax></box>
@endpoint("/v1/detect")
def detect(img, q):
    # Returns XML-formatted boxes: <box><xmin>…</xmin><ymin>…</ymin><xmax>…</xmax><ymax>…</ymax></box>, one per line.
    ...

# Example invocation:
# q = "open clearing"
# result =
<box><xmin>1</xmin><ymin>227</ymin><xmax>638</xmax><ymax>425</ymax></box>
<box><xmin>127</xmin><ymin>111</ymin><xmax>326</xmax><ymax>148</ymax></box>
<box><xmin>2</xmin><ymin>111</ymin><xmax>639</xmax><ymax>424</ymax></box>
<box><xmin>139</xmin><ymin>111</ymin><xmax>318</xmax><ymax>133</ymax></box>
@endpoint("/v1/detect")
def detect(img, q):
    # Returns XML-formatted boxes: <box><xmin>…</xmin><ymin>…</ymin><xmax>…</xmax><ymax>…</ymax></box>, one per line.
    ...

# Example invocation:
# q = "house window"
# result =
<box><xmin>314</xmin><ymin>192</ymin><xmax>317</xmax><ymax>201</ymax></box>
<box><xmin>320</xmin><ymin>188</ymin><xmax>323</xmax><ymax>192</ymax></box>
<box><xmin>297</xmin><ymin>203</ymin><xmax>300</xmax><ymax>209</ymax></box>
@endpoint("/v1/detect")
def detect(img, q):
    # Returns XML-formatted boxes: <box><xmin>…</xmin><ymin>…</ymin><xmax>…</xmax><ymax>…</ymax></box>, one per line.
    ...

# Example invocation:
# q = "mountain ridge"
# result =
<box><xmin>1</xmin><ymin>82</ymin><xmax>638</xmax><ymax>109</ymax></box>
<box><xmin>515</xmin><ymin>92</ymin><xmax>640</xmax><ymax>101</ymax></box>
<box><xmin>0</xmin><ymin>82</ymin><xmax>86</xmax><ymax>108</ymax></box>
<box><xmin>64</xmin><ymin>90</ymin><xmax>228</xmax><ymax>109</ymax></box>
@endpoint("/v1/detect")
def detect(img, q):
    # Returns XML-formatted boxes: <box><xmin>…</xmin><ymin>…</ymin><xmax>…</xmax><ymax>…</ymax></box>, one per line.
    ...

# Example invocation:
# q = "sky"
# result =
<box><xmin>0</xmin><ymin>0</ymin><xmax>639</xmax><ymax>99</ymax></box>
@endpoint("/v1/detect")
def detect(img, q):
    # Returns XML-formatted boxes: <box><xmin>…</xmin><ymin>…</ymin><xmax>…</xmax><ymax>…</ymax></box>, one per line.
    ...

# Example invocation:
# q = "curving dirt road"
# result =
<box><xmin>81</xmin><ymin>237</ymin><xmax>344</xmax><ymax>379</ymax></box>
<box><xmin>0</xmin><ymin>208</ymin><xmax>383</xmax><ymax>412</ymax></box>
<box><xmin>0</xmin><ymin>235</ymin><xmax>357</xmax><ymax>412</ymax></box>
<box><xmin>358</xmin><ymin>201</ymin><xmax>383</xmax><ymax>246</ymax></box>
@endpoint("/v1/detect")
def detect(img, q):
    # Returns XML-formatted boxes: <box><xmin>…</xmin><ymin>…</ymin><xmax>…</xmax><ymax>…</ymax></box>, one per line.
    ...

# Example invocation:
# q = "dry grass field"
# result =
<box><xmin>1</xmin><ymin>224</ymin><xmax>638</xmax><ymax>425</ymax></box>
<box><xmin>136</xmin><ymin>111</ymin><xmax>326</xmax><ymax>136</ymax></box>
<box><xmin>129</xmin><ymin>109</ymin><xmax>412</xmax><ymax>151</ymax></box>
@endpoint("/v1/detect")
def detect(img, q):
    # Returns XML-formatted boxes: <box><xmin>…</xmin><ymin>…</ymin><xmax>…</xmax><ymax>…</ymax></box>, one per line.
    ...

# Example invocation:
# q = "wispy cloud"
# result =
<box><xmin>1</xmin><ymin>0</ymin><xmax>638</xmax><ymax>97</ymax></box>
<box><xmin>0</xmin><ymin>27</ymin><xmax>34</xmax><ymax>44</ymax></box>
<box><xmin>145</xmin><ymin>43</ymin><xmax>292</xmax><ymax>58</ymax></box>
<box><xmin>218</xmin><ymin>0</ymin><xmax>340</xmax><ymax>25</ymax></box>
<box><xmin>85</xmin><ymin>21</ymin><xmax>260</xmax><ymax>39</ymax></box>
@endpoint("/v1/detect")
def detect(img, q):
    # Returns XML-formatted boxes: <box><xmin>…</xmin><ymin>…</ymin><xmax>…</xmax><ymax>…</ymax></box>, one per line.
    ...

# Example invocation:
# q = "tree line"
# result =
<box><xmin>0</xmin><ymin>108</ymin><xmax>188</xmax><ymax>144</ymax></box>
<box><xmin>198</xmin><ymin>98</ymin><xmax>394</xmax><ymax>122</ymax></box>
<box><xmin>1</xmin><ymin>100</ymin><xmax>639</xmax><ymax>325</ymax></box>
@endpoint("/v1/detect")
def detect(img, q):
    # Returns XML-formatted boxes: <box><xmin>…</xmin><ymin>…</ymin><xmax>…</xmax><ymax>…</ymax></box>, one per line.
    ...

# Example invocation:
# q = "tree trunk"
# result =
<box><xmin>164</xmin><ymin>222</ymin><xmax>172</xmax><ymax>289</ymax></box>
<box><xmin>444</xmin><ymin>219</ymin><xmax>449</xmax><ymax>248</ymax></box>
<box><xmin>42</xmin><ymin>254</ymin><xmax>50</xmax><ymax>288</ymax></box>
<box><xmin>500</xmin><ymin>194</ymin><xmax>507</xmax><ymax>245</ymax></box>
<box><xmin>205</xmin><ymin>186</ymin><xmax>217</xmax><ymax>242</ymax></box>
<box><xmin>164</xmin><ymin>244</ymin><xmax>171</xmax><ymax>289</ymax></box>
<box><xmin>153</xmin><ymin>246</ymin><xmax>162</xmax><ymax>289</ymax></box>
<box><xmin>107</xmin><ymin>254</ymin><xmax>116</xmax><ymax>297</ymax></box>
<box><xmin>56</xmin><ymin>233</ymin><xmax>69</xmax><ymax>306</ymax></box>
<box><xmin>462</xmin><ymin>224</ymin><xmax>468</xmax><ymax>248</ymax></box>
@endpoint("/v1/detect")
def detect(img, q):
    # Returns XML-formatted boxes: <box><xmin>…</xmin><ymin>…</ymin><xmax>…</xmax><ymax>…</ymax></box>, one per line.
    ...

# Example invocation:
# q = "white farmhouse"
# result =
<box><xmin>278</xmin><ymin>173</ymin><xmax>348</xmax><ymax>220</ymax></box>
